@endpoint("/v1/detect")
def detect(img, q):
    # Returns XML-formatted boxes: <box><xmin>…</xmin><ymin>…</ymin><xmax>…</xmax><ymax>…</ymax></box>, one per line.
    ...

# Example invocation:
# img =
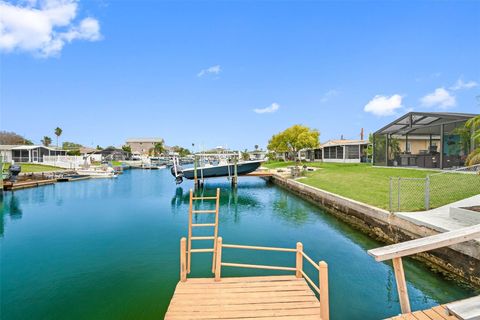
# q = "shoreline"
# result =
<box><xmin>269</xmin><ymin>173</ymin><xmax>480</xmax><ymax>288</ymax></box>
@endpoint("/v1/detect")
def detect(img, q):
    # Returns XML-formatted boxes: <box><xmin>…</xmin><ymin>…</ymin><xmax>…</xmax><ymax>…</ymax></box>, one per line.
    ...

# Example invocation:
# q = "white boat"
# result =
<box><xmin>76</xmin><ymin>166</ymin><xmax>117</xmax><ymax>178</ymax></box>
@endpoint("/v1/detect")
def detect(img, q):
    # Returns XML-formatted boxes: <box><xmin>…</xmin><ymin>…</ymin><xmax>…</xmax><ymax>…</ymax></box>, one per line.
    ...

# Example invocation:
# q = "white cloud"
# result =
<box><xmin>450</xmin><ymin>78</ymin><xmax>478</xmax><ymax>91</ymax></box>
<box><xmin>197</xmin><ymin>65</ymin><xmax>221</xmax><ymax>77</ymax></box>
<box><xmin>420</xmin><ymin>88</ymin><xmax>456</xmax><ymax>109</ymax></box>
<box><xmin>363</xmin><ymin>94</ymin><xmax>403</xmax><ymax>116</ymax></box>
<box><xmin>320</xmin><ymin>89</ymin><xmax>339</xmax><ymax>103</ymax></box>
<box><xmin>254</xmin><ymin>102</ymin><xmax>280</xmax><ymax>114</ymax></box>
<box><xmin>0</xmin><ymin>0</ymin><xmax>101</xmax><ymax>57</ymax></box>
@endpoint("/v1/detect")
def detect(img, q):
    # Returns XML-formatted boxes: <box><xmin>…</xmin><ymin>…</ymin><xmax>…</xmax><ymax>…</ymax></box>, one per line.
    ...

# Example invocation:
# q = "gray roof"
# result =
<box><xmin>374</xmin><ymin>112</ymin><xmax>478</xmax><ymax>136</ymax></box>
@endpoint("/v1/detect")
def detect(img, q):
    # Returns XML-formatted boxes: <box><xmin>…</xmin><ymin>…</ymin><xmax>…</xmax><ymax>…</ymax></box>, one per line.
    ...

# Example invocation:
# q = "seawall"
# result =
<box><xmin>270</xmin><ymin>174</ymin><xmax>480</xmax><ymax>287</ymax></box>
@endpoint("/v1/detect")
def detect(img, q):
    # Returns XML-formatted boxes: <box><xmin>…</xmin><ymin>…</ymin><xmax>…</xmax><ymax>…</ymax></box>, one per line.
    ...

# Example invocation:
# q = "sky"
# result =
<box><xmin>1</xmin><ymin>0</ymin><xmax>479</xmax><ymax>151</ymax></box>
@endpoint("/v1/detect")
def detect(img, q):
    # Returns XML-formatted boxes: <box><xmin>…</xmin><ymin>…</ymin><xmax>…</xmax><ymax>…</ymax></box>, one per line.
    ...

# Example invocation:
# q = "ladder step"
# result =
<box><xmin>192</xmin><ymin>210</ymin><xmax>216</xmax><ymax>214</ymax></box>
<box><xmin>192</xmin><ymin>223</ymin><xmax>216</xmax><ymax>227</ymax></box>
<box><xmin>192</xmin><ymin>197</ymin><xmax>218</xmax><ymax>200</ymax></box>
<box><xmin>189</xmin><ymin>248</ymin><xmax>214</xmax><ymax>253</ymax></box>
<box><xmin>191</xmin><ymin>236</ymin><xmax>215</xmax><ymax>240</ymax></box>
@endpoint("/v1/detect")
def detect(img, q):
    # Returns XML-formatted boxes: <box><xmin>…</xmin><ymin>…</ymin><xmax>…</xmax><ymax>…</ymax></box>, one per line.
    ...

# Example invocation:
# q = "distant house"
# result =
<box><xmin>301</xmin><ymin>140</ymin><xmax>369</xmax><ymax>163</ymax></box>
<box><xmin>248</xmin><ymin>149</ymin><xmax>267</xmax><ymax>160</ymax></box>
<box><xmin>94</xmin><ymin>147</ymin><xmax>128</xmax><ymax>161</ymax></box>
<box><xmin>0</xmin><ymin>145</ymin><xmax>67</xmax><ymax>163</ymax></box>
<box><xmin>126</xmin><ymin>138</ymin><xmax>164</xmax><ymax>156</ymax></box>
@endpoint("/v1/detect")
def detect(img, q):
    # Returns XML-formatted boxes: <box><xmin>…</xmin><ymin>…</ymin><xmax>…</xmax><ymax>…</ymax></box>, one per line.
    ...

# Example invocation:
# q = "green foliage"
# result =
<box><xmin>465</xmin><ymin>115</ymin><xmax>480</xmax><ymax>144</ymax></box>
<box><xmin>63</xmin><ymin>141</ymin><xmax>83</xmax><ymax>150</ymax></box>
<box><xmin>122</xmin><ymin>145</ymin><xmax>132</xmax><ymax>153</ymax></box>
<box><xmin>67</xmin><ymin>149</ymin><xmax>81</xmax><ymax>156</ymax></box>
<box><xmin>172</xmin><ymin>145</ymin><xmax>191</xmax><ymax>157</ymax></box>
<box><xmin>96</xmin><ymin>145</ymin><xmax>103</xmax><ymax>150</ymax></box>
<box><xmin>41</xmin><ymin>136</ymin><xmax>52</xmax><ymax>147</ymax></box>
<box><xmin>150</xmin><ymin>141</ymin><xmax>166</xmax><ymax>156</ymax></box>
<box><xmin>54</xmin><ymin>127</ymin><xmax>63</xmax><ymax>147</ymax></box>
<box><xmin>241</xmin><ymin>149</ymin><xmax>250</xmax><ymax>161</ymax></box>
<box><xmin>267</xmin><ymin>125</ymin><xmax>320</xmax><ymax>161</ymax></box>
<box><xmin>466</xmin><ymin>148</ymin><xmax>480</xmax><ymax>166</ymax></box>
<box><xmin>0</xmin><ymin>131</ymin><xmax>33</xmax><ymax>145</ymax></box>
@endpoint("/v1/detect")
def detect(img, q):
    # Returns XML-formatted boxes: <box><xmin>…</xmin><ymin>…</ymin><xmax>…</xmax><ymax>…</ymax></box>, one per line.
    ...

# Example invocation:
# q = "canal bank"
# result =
<box><xmin>270</xmin><ymin>174</ymin><xmax>480</xmax><ymax>287</ymax></box>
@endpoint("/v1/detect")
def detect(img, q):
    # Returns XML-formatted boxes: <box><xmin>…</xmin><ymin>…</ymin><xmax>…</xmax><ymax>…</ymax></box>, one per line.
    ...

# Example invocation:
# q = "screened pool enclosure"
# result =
<box><xmin>373</xmin><ymin>112</ymin><xmax>477</xmax><ymax>169</ymax></box>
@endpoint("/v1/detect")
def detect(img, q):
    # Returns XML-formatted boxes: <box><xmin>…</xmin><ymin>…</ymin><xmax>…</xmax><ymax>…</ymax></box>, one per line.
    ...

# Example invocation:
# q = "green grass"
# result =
<box><xmin>264</xmin><ymin>161</ymin><xmax>479</xmax><ymax>211</ymax></box>
<box><xmin>3</xmin><ymin>163</ymin><xmax>64</xmax><ymax>173</ymax></box>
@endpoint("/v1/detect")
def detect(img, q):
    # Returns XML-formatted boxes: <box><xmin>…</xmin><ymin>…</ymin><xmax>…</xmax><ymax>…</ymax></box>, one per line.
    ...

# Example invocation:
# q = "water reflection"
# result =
<box><xmin>5</xmin><ymin>194</ymin><xmax>23</xmax><ymax>219</ymax></box>
<box><xmin>272</xmin><ymin>193</ymin><xmax>311</xmax><ymax>226</ymax></box>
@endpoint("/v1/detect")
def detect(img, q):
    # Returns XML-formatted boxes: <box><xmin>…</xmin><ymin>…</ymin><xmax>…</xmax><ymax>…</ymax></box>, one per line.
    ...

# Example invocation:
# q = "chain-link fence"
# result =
<box><xmin>389</xmin><ymin>164</ymin><xmax>480</xmax><ymax>212</ymax></box>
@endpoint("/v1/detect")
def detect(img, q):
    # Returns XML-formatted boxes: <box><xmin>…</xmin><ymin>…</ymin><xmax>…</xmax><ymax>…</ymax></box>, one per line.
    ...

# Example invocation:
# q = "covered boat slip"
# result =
<box><xmin>373</xmin><ymin>112</ymin><xmax>477</xmax><ymax>169</ymax></box>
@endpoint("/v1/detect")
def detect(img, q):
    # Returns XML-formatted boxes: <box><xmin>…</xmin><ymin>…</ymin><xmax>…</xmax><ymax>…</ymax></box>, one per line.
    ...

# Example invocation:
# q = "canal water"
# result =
<box><xmin>0</xmin><ymin>169</ymin><xmax>475</xmax><ymax>319</ymax></box>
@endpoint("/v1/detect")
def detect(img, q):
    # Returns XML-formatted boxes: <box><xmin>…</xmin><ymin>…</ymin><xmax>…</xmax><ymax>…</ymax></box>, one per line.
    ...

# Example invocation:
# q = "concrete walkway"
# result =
<box><xmin>396</xmin><ymin>195</ymin><xmax>480</xmax><ymax>233</ymax></box>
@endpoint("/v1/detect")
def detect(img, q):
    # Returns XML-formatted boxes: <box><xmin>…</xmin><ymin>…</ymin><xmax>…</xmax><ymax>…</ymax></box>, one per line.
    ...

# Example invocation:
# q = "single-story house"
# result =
<box><xmin>317</xmin><ymin>139</ymin><xmax>369</xmax><ymax>163</ymax></box>
<box><xmin>0</xmin><ymin>145</ymin><xmax>67</xmax><ymax>163</ymax></box>
<box><xmin>373</xmin><ymin>112</ymin><xmax>478</xmax><ymax>169</ymax></box>
<box><xmin>94</xmin><ymin>147</ymin><xmax>129</xmax><ymax>161</ymax></box>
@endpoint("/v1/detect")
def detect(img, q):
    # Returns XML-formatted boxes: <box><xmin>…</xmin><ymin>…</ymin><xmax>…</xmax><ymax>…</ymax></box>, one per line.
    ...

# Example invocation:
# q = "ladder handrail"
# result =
<box><xmin>187</xmin><ymin>188</ymin><xmax>220</xmax><ymax>275</ymax></box>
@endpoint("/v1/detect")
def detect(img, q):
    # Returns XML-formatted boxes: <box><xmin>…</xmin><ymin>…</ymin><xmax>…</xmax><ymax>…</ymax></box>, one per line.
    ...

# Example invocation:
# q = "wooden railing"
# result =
<box><xmin>191</xmin><ymin>237</ymin><xmax>329</xmax><ymax>320</ymax></box>
<box><xmin>368</xmin><ymin>224</ymin><xmax>480</xmax><ymax>314</ymax></box>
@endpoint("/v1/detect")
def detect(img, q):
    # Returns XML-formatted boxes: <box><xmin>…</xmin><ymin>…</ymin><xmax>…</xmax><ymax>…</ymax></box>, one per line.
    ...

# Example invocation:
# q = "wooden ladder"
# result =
<box><xmin>187</xmin><ymin>188</ymin><xmax>220</xmax><ymax>274</ymax></box>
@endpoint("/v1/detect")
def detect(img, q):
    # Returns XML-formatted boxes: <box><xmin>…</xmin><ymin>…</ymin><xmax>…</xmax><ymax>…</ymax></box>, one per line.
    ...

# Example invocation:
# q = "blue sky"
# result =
<box><xmin>1</xmin><ymin>0</ymin><xmax>479</xmax><ymax>150</ymax></box>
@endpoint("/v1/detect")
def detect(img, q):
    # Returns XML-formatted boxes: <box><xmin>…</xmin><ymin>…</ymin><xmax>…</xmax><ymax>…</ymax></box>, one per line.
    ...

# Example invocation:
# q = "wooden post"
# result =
<box><xmin>296</xmin><ymin>242</ymin><xmax>303</xmax><ymax>278</ymax></box>
<box><xmin>211</xmin><ymin>188</ymin><xmax>220</xmax><ymax>273</ymax></box>
<box><xmin>187</xmin><ymin>189</ymin><xmax>193</xmax><ymax>273</ymax></box>
<box><xmin>392</xmin><ymin>257</ymin><xmax>411</xmax><ymax>314</ymax></box>
<box><xmin>319</xmin><ymin>261</ymin><xmax>329</xmax><ymax>320</ymax></box>
<box><xmin>180</xmin><ymin>237</ymin><xmax>187</xmax><ymax>282</ymax></box>
<box><xmin>214</xmin><ymin>237</ymin><xmax>223</xmax><ymax>281</ymax></box>
<box><xmin>194</xmin><ymin>156</ymin><xmax>198</xmax><ymax>187</ymax></box>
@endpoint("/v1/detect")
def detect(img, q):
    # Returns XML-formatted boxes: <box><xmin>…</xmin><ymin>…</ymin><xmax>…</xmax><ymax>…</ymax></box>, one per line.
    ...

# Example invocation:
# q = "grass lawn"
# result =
<box><xmin>263</xmin><ymin>161</ymin><xmax>479</xmax><ymax>211</ymax></box>
<box><xmin>3</xmin><ymin>163</ymin><xmax>64</xmax><ymax>173</ymax></box>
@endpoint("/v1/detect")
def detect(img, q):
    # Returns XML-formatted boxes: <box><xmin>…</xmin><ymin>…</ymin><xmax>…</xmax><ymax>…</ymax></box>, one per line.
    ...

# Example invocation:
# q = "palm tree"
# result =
<box><xmin>254</xmin><ymin>144</ymin><xmax>259</xmax><ymax>151</ymax></box>
<box><xmin>41</xmin><ymin>136</ymin><xmax>52</xmax><ymax>147</ymax></box>
<box><xmin>154</xmin><ymin>141</ymin><xmax>165</xmax><ymax>156</ymax></box>
<box><xmin>464</xmin><ymin>115</ymin><xmax>480</xmax><ymax>165</ymax></box>
<box><xmin>54</xmin><ymin>127</ymin><xmax>63</xmax><ymax>148</ymax></box>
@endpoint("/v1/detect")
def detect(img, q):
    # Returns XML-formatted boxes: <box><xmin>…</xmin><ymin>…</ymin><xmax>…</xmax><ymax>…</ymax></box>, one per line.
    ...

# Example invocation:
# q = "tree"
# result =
<box><xmin>54</xmin><ymin>127</ymin><xmax>63</xmax><ymax>148</ymax></box>
<box><xmin>122</xmin><ymin>145</ymin><xmax>132</xmax><ymax>153</ymax></box>
<box><xmin>63</xmin><ymin>141</ymin><xmax>83</xmax><ymax>150</ymax></box>
<box><xmin>267</xmin><ymin>125</ymin><xmax>320</xmax><ymax>162</ymax></box>
<box><xmin>464</xmin><ymin>115</ymin><xmax>480</xmax><ymax>166</ymax></box>
<box><xmin>41</xmin><ymin>136</ymin><xmax>52</xmax><ymax>147</ymax></box>
<box><xmin>241</xmin><ymin>149</ymin><xmax>250</xmax><ymax>161</ymax></box>
<box><xmin>172</xmin><ymin>145</ymin><xmax>191</xmax><ymax>157</ymax></box>
<box><xmin>254</xmin><ymin>144</ymin><xmax>259</xmax><ymax>151</ymax></box>
<box><xmin>96</xmin><ymin>145</ymin><xmax>103</xmax><ymax>150</ymax></box>
<box><xmin>0</xmin><ymin>131</ymin><xmax>33</xmax><ymax>145</ymax></box>
<box><xmin>153</xmin><ymin>141</ymin><xmax>166</xmax><ymax>156</ymax></box>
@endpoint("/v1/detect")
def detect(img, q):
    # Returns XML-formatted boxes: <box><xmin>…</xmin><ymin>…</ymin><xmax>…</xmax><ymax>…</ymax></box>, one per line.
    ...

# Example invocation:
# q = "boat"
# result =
<box><xmin>171</xmin><ymin>159</ymin><xmax>263</xmax><ymax>184</ymax></box>
<box><xmin>76</xmin><ymin>166</ymin><xmax>118</xmax><ymax>178</ymax></box>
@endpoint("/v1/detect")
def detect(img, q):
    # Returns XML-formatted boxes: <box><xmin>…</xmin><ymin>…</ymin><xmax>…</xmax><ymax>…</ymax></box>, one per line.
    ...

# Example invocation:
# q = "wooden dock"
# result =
<box><xmin>165</xmin><ymin>275</ymin><xmax>322</xmax><ymax>320</ymax></box>
<box><xmin>385</xmin><ymin>305</ymin><xmax>458</xmax><ymax>320</ymax></box>
<box><xmin>165</xmin><ymin>237</ymin><xmax>329</xmax><ymax>320</ymax></box>
<box><xmin>3</xmin><ymin>179</ymin><xmax>56</xmax><ymax>191</ymax></box>
<box><xmin>243</xmin><ymin>171</ymin><xmax>273</xmax><ymax>177</ymax></box>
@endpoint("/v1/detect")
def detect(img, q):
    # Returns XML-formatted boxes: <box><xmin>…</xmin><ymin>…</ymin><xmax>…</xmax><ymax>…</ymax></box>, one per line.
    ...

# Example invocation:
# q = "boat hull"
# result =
<box><xmin>181</xmin><ymin>161</ymin><xmax>263</xmax><ymax>180</ymax></box>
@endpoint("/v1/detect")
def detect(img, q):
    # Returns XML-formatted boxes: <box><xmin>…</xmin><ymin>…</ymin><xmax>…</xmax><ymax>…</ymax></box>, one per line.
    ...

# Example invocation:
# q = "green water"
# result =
<box><xmin>0</xmin><ymin>169</ymin><xmax>475</xmax><ymax>319</ymax></box>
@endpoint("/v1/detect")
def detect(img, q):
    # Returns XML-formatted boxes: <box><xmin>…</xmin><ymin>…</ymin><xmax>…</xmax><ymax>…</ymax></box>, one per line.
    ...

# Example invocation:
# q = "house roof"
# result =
<box><xmin>320</xmin><ymin>139</ymin><xmax>370</xmax><ymax>148</ymax></box>
<box><xmin>374</xmin><ymin>112</ymin><xmax>477</xmax><ymax>136</ymax></box>
<box><xmin>11</xmin><ymin>145</ymin><xmax>65</xmax><ymax>151</ymax></box>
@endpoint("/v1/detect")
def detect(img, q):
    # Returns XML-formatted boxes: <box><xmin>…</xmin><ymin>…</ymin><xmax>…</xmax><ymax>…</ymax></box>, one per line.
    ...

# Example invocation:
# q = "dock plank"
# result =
<box><xmin>385</xmin><ymin>305</ymin><xmax>461</xmax><ymax>320</ymax></box>
<box><xmin>165</xmin><ymin>276</ymin><xmax>321</xmax><ymax>320</ymax></box>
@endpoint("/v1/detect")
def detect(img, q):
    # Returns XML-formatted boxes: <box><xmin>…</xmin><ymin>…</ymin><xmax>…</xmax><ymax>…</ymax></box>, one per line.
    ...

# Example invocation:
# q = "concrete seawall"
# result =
<box><xmin>270</xmin><ymin>174</ymin><xmax>480</xmax><ymax>287</ymax></box>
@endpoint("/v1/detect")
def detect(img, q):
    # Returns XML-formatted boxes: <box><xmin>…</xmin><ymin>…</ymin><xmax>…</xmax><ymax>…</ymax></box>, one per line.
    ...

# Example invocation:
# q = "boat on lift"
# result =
<box><xmin>170</xmin><ymin>154</ymin><xmax>263</xmax><ymax>184</ymax></box>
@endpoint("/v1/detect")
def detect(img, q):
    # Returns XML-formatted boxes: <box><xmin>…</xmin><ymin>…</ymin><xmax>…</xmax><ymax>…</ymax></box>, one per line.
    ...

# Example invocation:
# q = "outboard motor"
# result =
<box><xmin>171</xmin><ymin>165</ymin><xmax>184</xmax><ymax>184</ymax></box>
<box><xmin>8</xmin><ymin>164</ymin><xmax>21</xmax><ymax>182</ymax></box>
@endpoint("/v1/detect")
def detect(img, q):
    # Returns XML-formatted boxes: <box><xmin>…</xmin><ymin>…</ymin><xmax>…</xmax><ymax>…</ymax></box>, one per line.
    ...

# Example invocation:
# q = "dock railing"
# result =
<box><xmin>368</xmin><ymin>224</ymin><xmax>480</xmax><ymax>315</ymax></box>
<box><xmin>179</xmin><ymin>237</ymin><xmax>329</xmax><ymax>320</ymax></box>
